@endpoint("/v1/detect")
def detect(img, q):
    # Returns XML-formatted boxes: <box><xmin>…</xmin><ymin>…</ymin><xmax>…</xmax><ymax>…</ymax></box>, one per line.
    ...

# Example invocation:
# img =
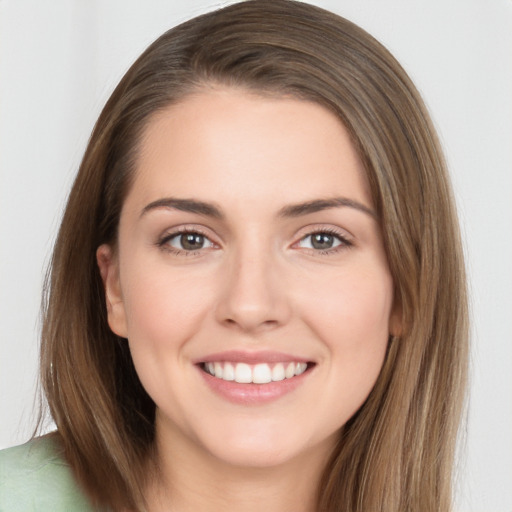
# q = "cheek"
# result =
<box><xmin>119</xmin><ymin>265</ymin><xmax>217</xmax><ymax>415</ymax></box>
<box><xmin>300</xmin><ymin>265</ymin><xmax>393</xmax><ymax>389</ymax></box>
<box><xmin>303</xmin><ymin>263</ymin><xmax>393</xmax><ymax>336</ymax></box>
<box><xmin>120</xmin><ymin>264</ymin><xmax>215</xmax><ymax>351</ymax></box>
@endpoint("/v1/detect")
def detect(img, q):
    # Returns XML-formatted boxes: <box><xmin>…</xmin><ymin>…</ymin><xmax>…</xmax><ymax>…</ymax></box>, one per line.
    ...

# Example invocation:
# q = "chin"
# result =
<box><xmin>195</xmin><ymin>419</ymin><xmax>336</xmax><ymax>471</ymax></box>
<box><xmin>207</xmin><ymin>439</ymin><xmax>307</xmax><ymax>469</ymax></box>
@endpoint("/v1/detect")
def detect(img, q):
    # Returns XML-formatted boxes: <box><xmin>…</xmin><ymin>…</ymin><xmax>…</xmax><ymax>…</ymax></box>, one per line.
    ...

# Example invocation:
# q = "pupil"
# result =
<box><xmin>311</xmin><ymin>233</ymin><xmax>333</xmax><ymax>249</ymax></box>
<box><xmin>181</xmin><ymin>233</ymin><xmax>204</xmax><ymax>250</ymax></box>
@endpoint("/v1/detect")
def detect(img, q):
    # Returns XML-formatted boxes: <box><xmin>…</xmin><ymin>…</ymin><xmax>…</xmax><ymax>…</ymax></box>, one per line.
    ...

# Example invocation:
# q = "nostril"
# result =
<box><xmin>223</xmin><ymin>317</ymin><xmax>280</xmax><ymax>331</ymax></box>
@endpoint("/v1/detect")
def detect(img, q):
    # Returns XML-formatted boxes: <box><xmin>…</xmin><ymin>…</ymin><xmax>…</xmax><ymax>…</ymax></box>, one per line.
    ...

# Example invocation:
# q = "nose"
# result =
<box><xmin>215</xmin><ymin>245</ymin><xmax>291</xmax><ymax>333</ymax></box>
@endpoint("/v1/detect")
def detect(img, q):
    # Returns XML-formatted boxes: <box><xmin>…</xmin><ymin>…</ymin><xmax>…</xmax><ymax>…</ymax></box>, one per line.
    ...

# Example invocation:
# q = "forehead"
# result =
<box><xmin>128</xmin><ymin>87</ymin><xmax>372</xmax><ymax>214</ymax></box>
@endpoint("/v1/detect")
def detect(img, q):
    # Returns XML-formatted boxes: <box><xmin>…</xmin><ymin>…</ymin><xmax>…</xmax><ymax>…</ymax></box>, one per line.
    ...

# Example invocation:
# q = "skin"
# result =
<box><xmin>97</xmin><ymin>88</ymin><xmax>400</xmax><ymax>511</ymax></box>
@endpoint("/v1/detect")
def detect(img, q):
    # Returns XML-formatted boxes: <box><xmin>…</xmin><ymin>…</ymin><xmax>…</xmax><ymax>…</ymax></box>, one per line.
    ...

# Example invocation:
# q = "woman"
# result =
<box><xmin>0</xmin><ymin>1</ymin><xmax>468</xmax><ymax>511</ymax></box>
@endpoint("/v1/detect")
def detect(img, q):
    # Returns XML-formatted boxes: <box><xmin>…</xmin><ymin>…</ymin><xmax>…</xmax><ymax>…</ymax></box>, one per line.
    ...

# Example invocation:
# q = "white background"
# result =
<box><xmin>0</xmin><ymin>1</ymin><xmax>510</xmax><ymax>511</ymax></box>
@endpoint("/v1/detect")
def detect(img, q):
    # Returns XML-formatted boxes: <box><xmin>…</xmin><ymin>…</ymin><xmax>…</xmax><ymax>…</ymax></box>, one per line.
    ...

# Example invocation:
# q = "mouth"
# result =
<box><xmin>195</xmin><ymin>351</ymin><xmax>315</xmax><ymax>403</ymax></box>
<box><xmin>199</xmin><ymin>361</ymin><xmax>313</xmax><ymax>384</ymax></box>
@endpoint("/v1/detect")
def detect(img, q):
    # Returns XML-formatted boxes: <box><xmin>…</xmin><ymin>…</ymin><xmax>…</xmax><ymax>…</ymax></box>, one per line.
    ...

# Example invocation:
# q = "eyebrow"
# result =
<box><xmin>278</xmin><ymin>197</ymin><xmax>376</xmax><ymax>219</ymax></box>
<box><xmin>140</xmin><ymin>196</ymin><xmax>376</xmax><ymax>220</ymax></box>
<box><xmin>140</xmin><ymin>198</ymin><xmax>224</xmax><ymax>219</ymax></box>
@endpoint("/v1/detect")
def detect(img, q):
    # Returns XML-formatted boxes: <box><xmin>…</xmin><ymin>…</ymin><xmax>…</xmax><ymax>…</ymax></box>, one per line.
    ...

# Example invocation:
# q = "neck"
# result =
<box><xmin>145</xmin><ymin>425</ymin><xmax>334</xmax><ymax>512</ymax></box>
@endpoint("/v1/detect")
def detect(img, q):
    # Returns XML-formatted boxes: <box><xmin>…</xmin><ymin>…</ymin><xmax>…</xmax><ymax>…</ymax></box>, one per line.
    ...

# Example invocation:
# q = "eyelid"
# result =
<box><xmin>155</xmin><ymin>223</ymin><xmax>354</xmax><ymax>256</ymax></box>
<box><xmin>157</xmin><ymin>225</ymin><xmax>221</xmax><ymax>254</ymax></box>
<box><xmin>291</xmin><ymin>224</ymin><xmax>354</xmax><ymax>253</ymax></box>
<box><xmin>293</xmin><ymin>223</ymin><xmax>354</xmax><ymax>241</ymax></box>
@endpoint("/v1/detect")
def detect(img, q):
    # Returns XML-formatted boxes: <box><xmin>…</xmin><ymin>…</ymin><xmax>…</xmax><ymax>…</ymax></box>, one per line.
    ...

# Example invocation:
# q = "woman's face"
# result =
<box><xmin>98</xmin><ymin>88</ymin><xmax>399</xmax><ymax>470</ymax></box>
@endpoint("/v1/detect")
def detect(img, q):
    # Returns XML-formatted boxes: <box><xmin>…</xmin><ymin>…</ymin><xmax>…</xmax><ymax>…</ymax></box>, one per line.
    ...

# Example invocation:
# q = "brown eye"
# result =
<box><xmin>297</xmin><ymin>231</ymin><xmax>349</xmax><ymax>252</ymax></box>
<box><xmin>311</xmin><ymin>233</ymin><xmax>336</xmax><ymax>250</ymax></box>
<box><xmin>181</xmin><ymin>233</ymin><xmax>205</xmax><ymax>250</ymax></box>
<box><xmin>165</xmin><ymin>231</ymin><xmax>214</xmax><ymax>252</ymax></box>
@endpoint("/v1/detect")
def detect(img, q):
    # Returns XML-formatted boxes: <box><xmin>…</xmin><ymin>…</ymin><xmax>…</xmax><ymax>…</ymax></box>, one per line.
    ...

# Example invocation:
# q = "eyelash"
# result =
<box><xmin>297</xmin><ymin>228</ymin><xmax>353</xmax><ymax>255</ymax></box>
<box><xmin>156</xmin><ymin>227</ymin><xmax>353</xmax><ymax>257</ymax></box>
<box><xmin>157</xmin><ymin>226</ymin><xmax>215</xmax><ymax>256</ymax></box>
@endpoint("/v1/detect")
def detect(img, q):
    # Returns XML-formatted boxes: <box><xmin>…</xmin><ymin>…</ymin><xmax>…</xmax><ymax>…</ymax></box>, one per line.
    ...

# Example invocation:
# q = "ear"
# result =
<box><xmin>96</xmin><ymin>244</ymin><xmax>128</xmax><ymax>338</ymax></box>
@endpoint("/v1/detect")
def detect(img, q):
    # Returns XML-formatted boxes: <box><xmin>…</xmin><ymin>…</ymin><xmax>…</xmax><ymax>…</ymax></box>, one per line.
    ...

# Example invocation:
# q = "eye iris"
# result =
<box><xmin>181</xmin><ymin>233</ymin><xmax>204</xmax><ymax>250</ymax></box>
<box><xmin>311</xmin><ymin>233</ymin><xmax>334</xmax><ymax>249</ymax></box>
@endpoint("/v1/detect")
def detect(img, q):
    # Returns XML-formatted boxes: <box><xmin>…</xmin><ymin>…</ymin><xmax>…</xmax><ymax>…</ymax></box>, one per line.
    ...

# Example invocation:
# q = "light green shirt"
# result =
<box><xmin>0</xmin><ymin>436</ymin><xmax>98</xmax><ymax>511</ymax></box>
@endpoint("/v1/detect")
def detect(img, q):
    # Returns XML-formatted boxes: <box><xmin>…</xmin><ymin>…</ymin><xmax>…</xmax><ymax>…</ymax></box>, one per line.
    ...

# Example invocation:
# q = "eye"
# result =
<box><xmin>297</xmin><ymin>230</ymin><xmax>351</xmax><ymax>252</ymax></box>
<box><xmin>160</xmin><ymin>230</ymin><xmax>215</xmax><ymax>253</ymax></box>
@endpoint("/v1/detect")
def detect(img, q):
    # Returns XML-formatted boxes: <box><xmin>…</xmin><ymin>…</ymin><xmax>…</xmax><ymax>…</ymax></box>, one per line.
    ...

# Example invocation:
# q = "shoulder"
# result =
<box><xmin>0</xmin><ymin>435</ymin><xmax>97</xmax><ymax>512</ymax></box>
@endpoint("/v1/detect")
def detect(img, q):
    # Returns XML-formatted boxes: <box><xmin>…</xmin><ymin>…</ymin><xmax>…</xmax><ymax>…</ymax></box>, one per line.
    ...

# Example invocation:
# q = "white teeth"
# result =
<box><xmin>223</xmin><ymin>362</ymin><xmax>235</xmax><ymax>381</ymax></box>
<box><xmin>285</xmin><ymin>362</ymin><xmax>295</xmax><ymax>379</ymax></box>
<box><xmin>296</xmin><ymin>362</ymin><xmax>307</xmax><ymax>375</ymax></box>
<box><xmin>271</xmin><ymin>363</ymin><xmax>285</xmax><ymax>381</ymax></box>
<box><xmin>234</xmin><ymin>363</ymin><xmax>252</xmax><ymax>383</ymax></box>
<box><xmin>253</xmin><ymin>363</ymin><xmax>272</xmax><ymax>384</ymax></box>
<box><xmin>214</xmin><ymin>362</ymin><xmax>223</xmax><ymax>379</ymax></box>
<box><xmin>203</xmin><ymin>361</ymin><xmax>309</xmax><ymax>383</ymax></box>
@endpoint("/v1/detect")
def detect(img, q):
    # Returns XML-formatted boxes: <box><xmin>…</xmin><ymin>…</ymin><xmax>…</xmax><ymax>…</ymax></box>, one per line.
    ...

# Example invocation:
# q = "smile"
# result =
<box><xmin>202</xmin><ymin>361</ymin><xmax>309</xmax><ymax>384</ymax></box>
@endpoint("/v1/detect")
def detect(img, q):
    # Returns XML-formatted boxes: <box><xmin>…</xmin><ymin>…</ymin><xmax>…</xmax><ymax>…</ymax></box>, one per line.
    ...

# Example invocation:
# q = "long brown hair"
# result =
<box><xmin>39</xmin><ymin>1</ymin><xmax>468</xmax><ymax>510</ymax></box>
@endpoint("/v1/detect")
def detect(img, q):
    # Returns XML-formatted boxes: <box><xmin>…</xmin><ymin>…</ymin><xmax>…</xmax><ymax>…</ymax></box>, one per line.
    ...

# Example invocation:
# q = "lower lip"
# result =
<box><xmin>197</xmin><ymin>365</ymin><xmax>312</xmax><ymax>404</ymax></box>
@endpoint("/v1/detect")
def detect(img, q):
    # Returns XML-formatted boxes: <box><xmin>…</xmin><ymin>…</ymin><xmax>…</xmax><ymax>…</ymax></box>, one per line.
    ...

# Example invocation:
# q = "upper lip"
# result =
<box><xmin>194</xmin><ymin>350</ymin><xmax>312</xmax><ymax>365</ymax></box>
